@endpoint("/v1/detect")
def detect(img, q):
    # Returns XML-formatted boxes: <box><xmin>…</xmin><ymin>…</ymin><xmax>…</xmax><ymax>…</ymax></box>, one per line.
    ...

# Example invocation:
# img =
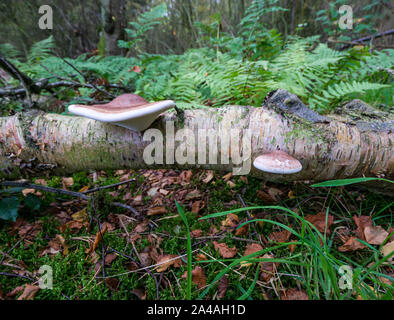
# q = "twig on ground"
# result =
<box><xmin>0</xmin><ymin>181</ymin><xmax>139</xmax><ymax>217</ymax></box>
<box><xmin>0</xmin><ymin>272</ymin><xmax>35</xmax><ymax>281</ymax></box>
<box><xmin>83</xmin><ymin>178</ymin><xmax>138</xmax><ymax>194</ymax></box>
<box><xmin>0</xmin><ymin>181</ymin><xmax>89</xmax><ymax>200</ymax></box>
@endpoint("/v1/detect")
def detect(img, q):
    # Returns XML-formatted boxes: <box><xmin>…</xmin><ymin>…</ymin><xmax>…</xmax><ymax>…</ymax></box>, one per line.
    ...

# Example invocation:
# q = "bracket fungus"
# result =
<box><xmin>68</xmin><ymin>94</ymin><xmax>175</xmax><ymax>131</ymax></box>
<box><xmin>253</xmin><ymin>150</ymin><xmax>302</xmax><ymax>174</ymax></box>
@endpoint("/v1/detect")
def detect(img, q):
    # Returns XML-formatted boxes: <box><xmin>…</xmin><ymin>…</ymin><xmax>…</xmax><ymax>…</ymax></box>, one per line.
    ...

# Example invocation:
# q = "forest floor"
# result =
<box><xmin>0</xmin><ymin>168</ymin><xmax>393</xmax><ymax>300</ymax></box>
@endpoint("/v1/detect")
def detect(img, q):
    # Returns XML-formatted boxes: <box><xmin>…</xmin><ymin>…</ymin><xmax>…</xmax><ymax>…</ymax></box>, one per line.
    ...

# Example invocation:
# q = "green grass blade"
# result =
<box><xmin>311</xmin><ymin>177</ymin><xmax>393</xmax><ymax>187</ymax></box>
<box><xmin>238</xmin><ymin>265</ymin><xmax>260</xmax><ymax>300</ymax></box>
<box><xmin>175</xmin><ymin>201</ymin><xmax>192</xmax><ymax>300</ymax></box>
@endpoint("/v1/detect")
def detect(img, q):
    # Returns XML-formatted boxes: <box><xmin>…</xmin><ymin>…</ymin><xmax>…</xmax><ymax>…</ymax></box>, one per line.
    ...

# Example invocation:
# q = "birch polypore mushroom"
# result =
<box><xmin>253</xmin><ymin>150</ymin><xmax>302</xmax><ymax>174</ymax></box>
<box><xmin>68</xmin><ymin>94</ymin><xmax>175</xmax><ymax>131</ymax></box>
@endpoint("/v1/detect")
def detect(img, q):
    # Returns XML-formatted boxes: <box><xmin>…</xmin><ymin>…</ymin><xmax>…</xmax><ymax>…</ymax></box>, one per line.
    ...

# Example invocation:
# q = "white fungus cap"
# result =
<box><xmin>68</xmin><ymin>94</ymin><xmax>175</xmax><ymax>131</ymax></box>
<box><xmin>253</xmin><ymin>150</ymin><xmax>302</xmax><ymax>174</ymax></box>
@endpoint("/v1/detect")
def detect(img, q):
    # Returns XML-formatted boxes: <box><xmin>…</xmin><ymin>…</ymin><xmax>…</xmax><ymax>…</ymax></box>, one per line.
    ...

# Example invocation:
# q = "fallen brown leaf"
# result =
<box><xmin>105</xmin><ymin>278</ymin><xmax>119</xmax><ymax>291</ymax></box>
<box><xmin>213</xmin><ymin>241</ymin><xmax>238</xmax><ymax>258</ymax></box>
<box><xmin>364</xmin><ymin>226</ymin><xmax>389</xmax><ymax>245</ymax></box>
<box><xmin>241</xmin><ymin>243</ymin><xmax>264</xmax><ymax>267</ymax></box>
<box><xmin>222</xmin><ymin>172</ymin><xmax>232</xmax><ymax>182</ymax></box>
<box><xmin>59</xmin><ymin>220</ymin><xmax>88</xmax><ymax>233</ymax></box>
<box><xmin>217</xmin><ymin>275</ymin><xmax>229</xmax><ymax>299</ymax></box>
<box><xmin>305</xmin><ymin>212</ymin><xmax>334</xmax><ymax>234</ymax></box>
<box><xmin>131</xmin><ymin>288</ymin><xmax>146</xmax><ymax>300</ymax></box>
<box><xmin>86</xmin><ymin>224</ymin><xmax>108</xmax><ymax>254</ymax></box>
<box><xmin>139</xmin><ymin>252</ymin><xmax>152</xmax><ymax>267</ymax></box>
<box><xmin>17</xmin><ymin>284</ymin><xmax>40</xmax><ymax>300</ymax></box>
<box><xmin>256</xmin><ymin>190</ymin><xmax>275</xmax><ymax>203</ymax></box>
<box><xmin>190</xmin><ymin>229</ymin><xmax>203</xmax><ymax>238</ymax></box>
<box><xmin>388</xmin><ymin>227</ymin><xmax>394</xmax><ymax>242</ymax></box>
<box><xmin>268</xmin><ymin>229</ymin><xmax>291</xmax><ymax>243</ymax></box>
<box><xmin>191</xmin><ymin>200</ymin><xmax>204</xmax><ymax>214</ymax></box>
<box><xmin>22</xmin><ymin>189</ymin><xmax>36</xmax><ymax>197</ymax></box>
<box><xmin>235</xmin><ymin>224</ymin><xmax>249</xmax><ymax>236</ymax></box>
<box><xmin>34</xmin><ymin>179</ymin><xmax>47</xmax><ymax>186</ymax></box>
<box><xmin>280</xmin><ymin>288</ymin><xmax>309</xmax><ymax>300</ymax></box>
<box><xmin>202</xmin><ymin>171</ymin><xmax>214</xmax><ymax>184</ymax></box>
<box><xmin>147</xmin><ymin>206</ymin><xmax>167</xmax><ymax>216</ymax></box>
<box><xmin>260</xmin><ymin>254</ymin><xmax>279</xmax><ymax>282</ymax></box>
<box><xmin>40</xmin><ymin>234</ymin><xmax>68</xmax><ymax>256</ymax></box>
<box><xmin>132</xmin><ymin>194</ymin><xmax>143</xmax><ymax>206</ymax></box>
<box><xmin>221</xmin><ymin>213</ymin><xmax>239</xmax><ymax>229</ymax></box>
<box><xmin>380</xmin><ymin>241</ymin><xmax>394</xmax><ymax>264</ymax></box>
<box><xmin>159</xmin><ymin>189</ymin><xmax>170</xmax><ymax>196</ymax></box>
<box><xmin>156</xmin><ymin>255</ymin><xmax>183</xmax><ymax>272</ymax></box>
<box><xmin>182</xmin><ymin>266</ymin><xmax>207</xmax><ymax>289</ymax></box>
<box><xmin>179</xmin><ymin>170</ymin><xmax>193</xmax><ymax>185</ymax></box>
<box><xmin>16</xmin><ymin>221</ymin><xmax>42</xmax><ymax>241</ymax></box>
<box><xmin>288</xmin><ymin>241</ymin><xmax>297</xmax><ymax>253</ymax></box>
<box><xmin>208</xmin><ymin>226</ymin><xmax>219</xmax><ymax>236</ymax></box>
<box><xmin>71</xmin><ymin>208</ymin><xmax>88</xmax><ymax>223</ymax></box>
<box><xmin>353</xmin><ymin>215</ymin><xmax>373</xmax><ymax>240</ymax></box>
<box><xmin>104</xmin><ymin>253</ymin><xmax>118</xmax><ymax>265</ymax></box>
<box><xmin>380</xmin><ymin>275</ymin><xmax>393</xmax><ymax>286</ymax></box>
<box><xmin>288</xmin><ymin>190</ymin><xmax>296</xmax><ymax>199</ymax></box>
<box><xmin>185</xmin><ymin>190</ymin><xmax>202</xmax><ymax>201</ymax></box>
<box><xmin>239</xmin><ymin>176</ymin><xmax>248</xmax><ymax>184</ymax></box>
<box><xmin>119</xmin><ymin>173</ymin><xmax>131</xmax><ymax>182</ymax></box>
<box><xmin>338</xmin><ymin>237</ymin><xmax>367</xmax><ymax>252</ymax></box>
<box><xmin>134</xmin><ymin>220</ymin><xmax>149</xmax><ymax>233</ymax></box>
<box><xmin>62</xmin><ymin>177</ymin><xmax>74</xmax><ymax>189</ymax></box>
<box><xmin>196</xmin><ymin>253</ymin><xmax>207</xmax><ymax>262</ymax></box>
<box><xmin>268</xmin><ymin>187</ymin><xmax>283</xmax><ymax>201</ymax></box>
<box><xmin>227</xmin><ymin>181</ymin><xmax>236</xmax><ymax>188</ymax></box>
<box><xmin>78</xmin><ymin>185</ymin><xmax>89</xmax><ymax>193</ymax></box>
<box><xmin>6</xmin><ymin>285</ymin><xmax>25</xmax><ymax>298</ymax></box>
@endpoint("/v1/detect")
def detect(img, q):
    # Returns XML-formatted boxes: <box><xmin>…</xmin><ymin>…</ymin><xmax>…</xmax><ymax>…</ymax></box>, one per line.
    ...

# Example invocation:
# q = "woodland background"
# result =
<box><xmin>1</xmin><ymin>0</ymin><xmax>393</xmax><ymax>57</ymax></box>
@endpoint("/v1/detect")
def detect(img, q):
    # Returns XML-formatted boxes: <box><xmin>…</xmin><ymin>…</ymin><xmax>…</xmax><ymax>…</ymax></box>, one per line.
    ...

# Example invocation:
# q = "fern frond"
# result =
<box><xmin>0</xmin><ymin>43</ymin><xmax>20</xmax><ymax>59</ymax></box>
<box><xmin>311</xmin><ymin>81</ymin><xmax>390</xmax><ymax>110</ymax></box>
<box><xmin>27</xmin><ymin>36</ymin><xmax>55</xmax><ymax>65</ymax></box>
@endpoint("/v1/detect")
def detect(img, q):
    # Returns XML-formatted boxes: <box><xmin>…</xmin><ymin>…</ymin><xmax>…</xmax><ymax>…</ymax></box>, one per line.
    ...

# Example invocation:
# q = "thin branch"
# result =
<box><xmin>53</xmin><ymin>51</ymin><xmax>115</xmax><ymax>99</ymax></box>
<box><xmin>0</xmin><ymin>181</ymin><xmax>89</xmax><ymax>200</ymax></box>
<box><xmin>338</xmin><ymin>28</ymin><xmax>394</xmax><ymax>50</ymax></box>
<box><xmin>83</xmin><ymin>178</ymin><xmax>138</xmax><ymax>194</ymax></box>
<box><xmin>0</xmin><ymin>181</ymin><xmax>139</xmax><ymax>217</ymax></box>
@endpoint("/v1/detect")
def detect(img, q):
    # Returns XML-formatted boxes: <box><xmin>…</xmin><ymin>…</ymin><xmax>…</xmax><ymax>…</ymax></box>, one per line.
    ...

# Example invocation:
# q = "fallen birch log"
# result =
<box><xmin>0</xmin><ymin>90</ymin><xmax>393</xmax><ymax>190</ymax></box>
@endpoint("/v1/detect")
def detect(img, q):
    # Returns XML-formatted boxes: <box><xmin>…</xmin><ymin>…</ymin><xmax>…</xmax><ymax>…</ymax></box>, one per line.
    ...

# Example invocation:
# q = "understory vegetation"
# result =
<box><xmin>0</xmin><ymin>170</ymin><xmax>393</xmax><ymax>300</ymax></box>
<box><xmin>1</xmin><ymin>2</ymin><xmax>393</xmax><ymax>115</ymax></box>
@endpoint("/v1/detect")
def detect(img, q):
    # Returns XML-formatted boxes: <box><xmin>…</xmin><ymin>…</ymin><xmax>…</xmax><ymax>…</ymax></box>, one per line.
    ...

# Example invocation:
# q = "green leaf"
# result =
<box><xmin>0</xmin><ymin>187</ymin><xmax>24</xmax><ymax>194</ymax></box>
<box><xmin>0</xmin><ymin>197</ymin><xmax>19</xmax><ymax>222</ymax></box>
<box><xmin>311</xmin><ymin>178</ymin><xmax>393</xmax><ymax>188</ymax></box>
<box><xmin>24</xmin><ymin>194</ymin><xmax>41</xmax><ymax>211</ymax></box>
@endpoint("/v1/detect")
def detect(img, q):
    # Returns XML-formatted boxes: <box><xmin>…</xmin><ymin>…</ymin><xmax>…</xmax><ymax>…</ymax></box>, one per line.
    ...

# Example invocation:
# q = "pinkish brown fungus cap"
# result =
<box><xmin>253</xmin><ymin>150</ymin><xmax>302</xmax><ymax>174</ymax></box>
<box><xmin>68</xmin><ymin>94</ymin><xmax>175</xmax><ymax>131</ymax></box>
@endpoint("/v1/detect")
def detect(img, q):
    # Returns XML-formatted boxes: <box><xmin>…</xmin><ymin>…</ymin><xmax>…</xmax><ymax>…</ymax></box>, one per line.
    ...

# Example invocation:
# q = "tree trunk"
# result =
<box><xmin>99</xmin><ymin>0</ymin><xmax>126</xmax><ymax>56</ymax></box>
<box><xmin>1</xmin><ymin>95</ymin><xmax>393</xmax><ymax>190</ymax></box>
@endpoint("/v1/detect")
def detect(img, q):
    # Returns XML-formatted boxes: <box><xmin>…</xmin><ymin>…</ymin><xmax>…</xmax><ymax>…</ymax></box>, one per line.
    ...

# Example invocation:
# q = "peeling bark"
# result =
<box><xmin>1</xmin><ymin>96</ymin><xmax>392</xmax><ymax>190</ymax></box>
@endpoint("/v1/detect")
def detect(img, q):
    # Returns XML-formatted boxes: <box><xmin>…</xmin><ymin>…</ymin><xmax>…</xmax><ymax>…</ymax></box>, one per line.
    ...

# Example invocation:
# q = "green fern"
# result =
<box><xmin>118</xmin><ymin>3</ymin><xmax>168</xmax><ymax>52</ymax></box>
<box><xmin>27</xmin><ymin>35</ymin><xmax>55</xmax><ymax>65</ymax></box>
<box><xmin>0</xmin><ymin>43</ymin><xmax>20</xmax><ymax>59</ymax></box>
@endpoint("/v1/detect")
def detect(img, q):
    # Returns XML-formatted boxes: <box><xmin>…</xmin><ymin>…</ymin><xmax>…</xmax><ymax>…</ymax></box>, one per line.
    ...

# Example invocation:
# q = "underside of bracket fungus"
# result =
<box><xmin>253</xmin><ymin>150</ymin><xmax>303</xmax><ymax>174</ymax></box>
<box><xmin>68</xmin><ymin>94</ymin><xmax>175</xmax><ymax>131</ymax></box>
